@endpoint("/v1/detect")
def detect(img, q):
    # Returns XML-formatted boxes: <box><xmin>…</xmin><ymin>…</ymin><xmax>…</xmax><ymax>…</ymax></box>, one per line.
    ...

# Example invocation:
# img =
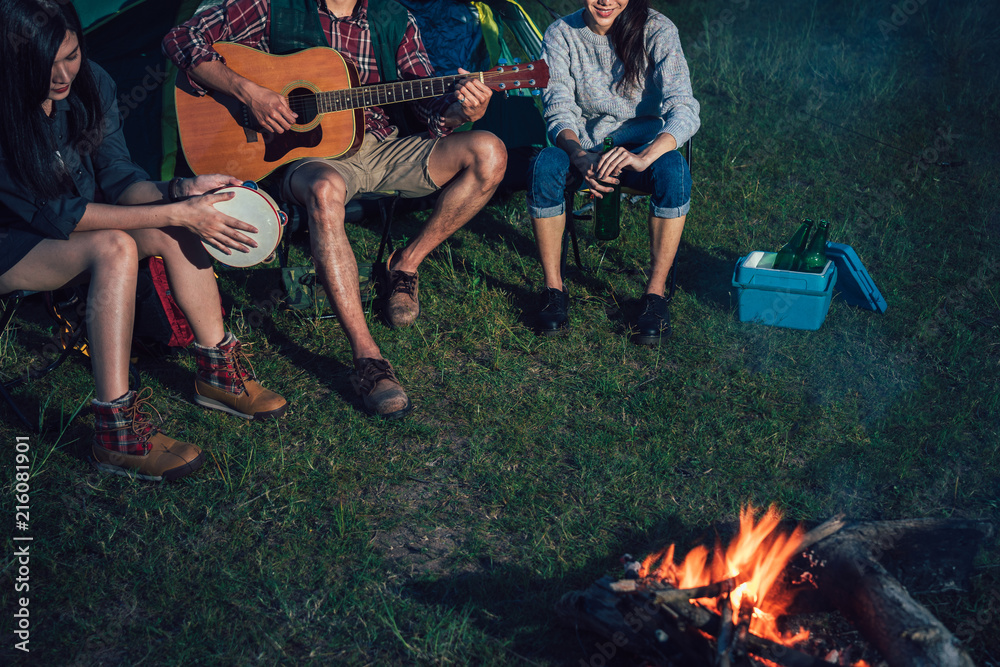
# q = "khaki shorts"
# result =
<box><xmin>281</xmin><ymin>129</ymin><xmax>441</xmax><ymax>206</ymax></box>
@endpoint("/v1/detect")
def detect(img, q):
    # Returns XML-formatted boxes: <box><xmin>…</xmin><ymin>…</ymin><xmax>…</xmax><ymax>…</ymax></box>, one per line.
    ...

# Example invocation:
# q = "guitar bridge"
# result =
<box><xmin>241</xmin><ymin>105</ymin><xmax>259</xmax><ymax>143</ymax></box>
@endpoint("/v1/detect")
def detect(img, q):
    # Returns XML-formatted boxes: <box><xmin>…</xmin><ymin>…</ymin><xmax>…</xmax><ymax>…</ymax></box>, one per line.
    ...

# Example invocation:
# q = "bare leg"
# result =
<box><xmin>0</xmin><ymin>231</ymin><xmax>138</xmax><ymax>401</ymax></box>
<box><xmin>390</xmin><ymin>130</ymin><xmax>506</xmax><ymax>274</ymax></box>
<box><xmin>646</xmin><ymin>214</ymin><xmax>686</xmax><ymax>296</ymax></box>
<box><xmin>127</xmin><ymin>227</ymin><xmax>226</xmax><ymax>347</ymax></box>
<box><xmin>531</xmin><ymin>213</ymin><xmax>568</xmax><ymax>291</ymax></box>
<box><xmin>289</xmin><ymin>163</ymin><xmax>381</xmax><ymax>361</ymax></box>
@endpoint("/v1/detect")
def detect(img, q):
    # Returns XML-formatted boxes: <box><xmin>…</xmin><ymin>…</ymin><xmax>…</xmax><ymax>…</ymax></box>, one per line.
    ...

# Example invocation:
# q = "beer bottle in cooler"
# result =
<box><xmin>593</xmin><ymin>136</ymin><xmax>621</xmax><ymax>241</ymax></box>
<box><xmin>799</xmin><ymin>220</ymin><xmax>830</xmax><ymax>273</ymax></box>
<box><xmin>772</xmin><ymin>219</ymin><xmax>813</xmax><ymax>270</ymax></box>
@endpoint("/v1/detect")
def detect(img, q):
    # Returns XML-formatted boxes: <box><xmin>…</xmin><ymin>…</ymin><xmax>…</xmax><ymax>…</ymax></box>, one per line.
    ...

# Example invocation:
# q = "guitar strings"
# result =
<box><xmin>281</xmin><ymin>69</ymin><xmax>533</xmax><ymax>115</ymax></box>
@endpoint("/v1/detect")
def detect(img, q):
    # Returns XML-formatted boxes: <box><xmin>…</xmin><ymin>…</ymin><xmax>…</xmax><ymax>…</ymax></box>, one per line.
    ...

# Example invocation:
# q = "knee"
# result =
<box><xmin>91</xmin><ymin>230</ymin><xmax>138</xmax><ymax>268</ymax></box>
<box><xmin>529</xmin><ymin>147</ymin><xmax>570</xmax><ymax>185</ymax></box>
<box><xmin>650</xmin><ymin>150</ymin><xmax>689</xmax><ymax>183</ymax></box>
<box><xmin>469</xmin><ymin>131</ymin><xmax>507</xmax><ymax>184</ymax></box>
<box><xmin>85</xmin><ymin>232</ymin><xmax>138</xmax><ymax>294</ymax></box>
<box><xmin>307</xmin><ymin>171</ymin><xmax>348</xmax><ymax>213</ymax></box>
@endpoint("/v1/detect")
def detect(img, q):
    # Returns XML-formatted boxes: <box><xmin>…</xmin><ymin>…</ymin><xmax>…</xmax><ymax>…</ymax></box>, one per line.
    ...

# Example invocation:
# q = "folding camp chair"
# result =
<box><xmin>563</xmin><ymin>138</ymin><xmax>694</xmax><ymax>305</ymax></box>
<box><xmin>276</xmin><ymin>190</ymin><xmax>408</xmax><ymax>319</ymax></box>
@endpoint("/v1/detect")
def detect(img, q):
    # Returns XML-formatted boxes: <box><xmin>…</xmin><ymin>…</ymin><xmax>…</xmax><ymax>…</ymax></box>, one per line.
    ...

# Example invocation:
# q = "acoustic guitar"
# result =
<box><xmin>175</xmin><ymin>42</ymin><xmax>550</xmax><ymax>181</ymax></box>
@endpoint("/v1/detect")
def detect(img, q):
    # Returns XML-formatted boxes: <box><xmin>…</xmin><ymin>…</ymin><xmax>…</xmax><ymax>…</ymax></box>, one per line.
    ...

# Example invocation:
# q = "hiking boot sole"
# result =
<box><xmin>90</xmin><ymin>452</ymin><xmax>205</xmax><ymax>482</ymax></box>
<box><xmin>194</xmin><ymin>394</ymin><xmax>289</xmax><ymax>420</ymax></box>
<box><xmin>632</xmin><ymin>331</ymin><xmax>671</xmax><ymax>346</ymax></box>
<box><xmin>538</xmin><ymin>323</ymin><xmax>569</xmax><ymax>337</ymax></box>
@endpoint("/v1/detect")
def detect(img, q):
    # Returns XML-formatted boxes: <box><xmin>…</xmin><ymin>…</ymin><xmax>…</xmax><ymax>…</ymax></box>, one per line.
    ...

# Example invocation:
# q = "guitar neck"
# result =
<box><xmin>315</xmin><ymin>73</ymin><xmax>475</xmax><ymax>113</ymax></box>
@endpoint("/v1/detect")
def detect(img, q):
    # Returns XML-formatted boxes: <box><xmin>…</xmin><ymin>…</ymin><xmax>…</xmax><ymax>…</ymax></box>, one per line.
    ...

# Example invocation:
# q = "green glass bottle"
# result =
<box><xmin>799</xmin><ymin>220</ymin><xmax>830</xmax><ymax>273</ymax></box>
<box><xmin>772</xmin><ymin>219</ymin><xmax>813</xmax><ymax>271</ymax></box>
<box><xmin>593</xmin><ymin>136</ymin><xmax>621</xmax><ymax>241</ymax></box>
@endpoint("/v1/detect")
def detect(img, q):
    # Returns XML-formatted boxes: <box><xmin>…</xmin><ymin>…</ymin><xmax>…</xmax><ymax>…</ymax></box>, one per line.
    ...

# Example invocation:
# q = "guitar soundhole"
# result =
<box><xmin>288</xmin><ymin>87</ymin><xmax>319</xmax><ymax>126</ymax></box>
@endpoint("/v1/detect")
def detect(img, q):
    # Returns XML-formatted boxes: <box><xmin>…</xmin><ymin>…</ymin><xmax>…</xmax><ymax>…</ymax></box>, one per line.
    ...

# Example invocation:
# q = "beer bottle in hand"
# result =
<box><xmin>594</xmin><ymin>137</ymin><xmax>621</xmax><ymax>241</ymax></box>
<box><xmin>773</xmin><ymin>219</ymin><xmax>813</xmax><ymax>270</ymax></box>
<box><xmin>799</xmin><ymin>220</ymin><xmax>830</xmax><ymax>273</ymax></box>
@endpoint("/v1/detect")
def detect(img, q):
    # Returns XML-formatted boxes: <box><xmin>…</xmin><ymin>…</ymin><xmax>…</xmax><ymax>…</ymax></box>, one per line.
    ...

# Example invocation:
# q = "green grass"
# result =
<box><xmin>3</xmin><ymin>0</ymin><xmax>999</xmax><ymax>664</ymax></box>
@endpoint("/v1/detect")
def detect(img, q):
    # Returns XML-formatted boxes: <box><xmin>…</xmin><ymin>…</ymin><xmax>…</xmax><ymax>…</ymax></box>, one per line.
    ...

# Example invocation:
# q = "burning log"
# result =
<box><xmin>556</xmin><ymin>576</ymin><xmax>839</xmax><ymax>667</ymax></box>
<box><xmin>555</xmin><ymin>512</ymin><xmax>993</xmax><ymax>667</ymax></box>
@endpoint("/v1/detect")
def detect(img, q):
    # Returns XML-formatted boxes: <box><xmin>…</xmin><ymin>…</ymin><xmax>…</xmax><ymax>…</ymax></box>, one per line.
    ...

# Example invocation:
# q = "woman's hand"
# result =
<box><xmin>176</xmin><ymin>174</ymin><xmax>243</xmax><ymax>198</ymax></box>
<box><xmin>595</xmin><ymin>146</ymin><xmax>654</xmax><ymax>183</ymax></box>
<box><xmin>571</xmin><ymin>151</ymin><xmax>604</xmax><ymax>192</ymax></box>
<box><xmin>571</xmin><ymin>150</ymin><xmax>621</xmax><ymax>198</ymax></box>
<box><xmin>170</xmin><ymin>190</ymin><xmax>259</xmax><ymax>256</ymax></box>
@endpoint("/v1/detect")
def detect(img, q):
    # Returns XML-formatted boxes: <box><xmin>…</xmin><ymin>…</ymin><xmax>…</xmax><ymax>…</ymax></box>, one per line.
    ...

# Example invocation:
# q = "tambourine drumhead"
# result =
<box><xmin>203</xmin><ymin>185</ymin><xmax>284</xmax><ymax>268</ymax></box>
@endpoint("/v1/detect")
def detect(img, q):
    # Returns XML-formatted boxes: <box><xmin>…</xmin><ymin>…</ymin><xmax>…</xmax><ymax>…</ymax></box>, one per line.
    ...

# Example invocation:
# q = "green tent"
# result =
<box><xmin>77</xmin><ymin>0</ymin><xmax>201</xmax><ymax>180</ymax></box>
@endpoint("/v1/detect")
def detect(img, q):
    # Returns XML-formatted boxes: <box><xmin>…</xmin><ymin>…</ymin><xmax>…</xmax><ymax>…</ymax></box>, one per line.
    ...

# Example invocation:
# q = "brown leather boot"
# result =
<box><xmin>351</xmin><ymin>357</ymin><xmax>413</xmax><ymax>419</ymax></box>
<box><xmin>380</xmin><ymin>250</ymin><xmax>420</xmax><ymax>329</ymax></box>
<box><xmin>193</xmin><ymin>333</ymin><xmax>288</xmax><ymax>420</ymax></box>
<box><xmin>91</xmin><ymin>389</ymin><xmax>204</xmax><ymax>482</ymax></box>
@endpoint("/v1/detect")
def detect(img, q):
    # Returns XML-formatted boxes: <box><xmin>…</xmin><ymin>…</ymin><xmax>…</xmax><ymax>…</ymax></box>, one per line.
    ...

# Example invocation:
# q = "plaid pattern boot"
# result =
<box><xmin>193</xmin><ymin>333</ymin><xmax>288</xmax><ymax>420</ymax></box>
<box><xmin>91</xmin><ymin>388</ymin><xmax>204</xmax><ymax>482</ymax></box>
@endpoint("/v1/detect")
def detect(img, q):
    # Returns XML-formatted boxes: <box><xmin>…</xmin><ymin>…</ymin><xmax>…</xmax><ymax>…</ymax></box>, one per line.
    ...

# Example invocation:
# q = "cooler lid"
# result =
<box><xmin>826</xmin><ymin>242</ymin><xmax>888</xmax><ymax>313</ymax></box>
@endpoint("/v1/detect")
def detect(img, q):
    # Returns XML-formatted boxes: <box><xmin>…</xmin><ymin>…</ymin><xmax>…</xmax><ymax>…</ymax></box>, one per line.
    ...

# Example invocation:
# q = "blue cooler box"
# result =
<box><xmin>732</xmin><ymin>251</ymin><xmax>837</xmax><ymax>330</ymax></box>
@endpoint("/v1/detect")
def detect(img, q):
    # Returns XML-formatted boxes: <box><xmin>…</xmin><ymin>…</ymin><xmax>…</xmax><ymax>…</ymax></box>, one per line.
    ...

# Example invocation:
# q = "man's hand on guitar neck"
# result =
<box><xmin>443</xmin><ymin>68</ymin><xmax>493</xmax><ymax>128</ymax></box>
<box><xmin>190</xmin><ymin>60</ymin><xmax>298</xmax><ymax>134</ymax></box>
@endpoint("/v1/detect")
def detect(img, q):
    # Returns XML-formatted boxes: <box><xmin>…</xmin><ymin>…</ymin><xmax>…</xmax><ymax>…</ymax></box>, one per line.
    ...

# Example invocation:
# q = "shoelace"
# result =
<box><xmin>228</xmin><ymin>341</ymin><xmax>257</xmax><ymax>382</ymax></box>
<box><xmin>354</xmin><ymin>358</ymin><xmax>397</xmax><ymax>393</ymax></box>
<box><xmin>543</xmin><ymin>288</ymin><xmax>565</xmax><ymax>310</ymax></box>
<box><xmin>640</xmin><ymin>296</ymin><xmax>666</xmax><ymax>319</ymax></box>
<box><xmin>389</xmin><ymin>271</ymin><xmax>417</xmax><ymax>297</ymax></box>
<box><xmin>112</xmin><ymin>387</ymin><xmax>160</xmax><ymax>442</ymax></box>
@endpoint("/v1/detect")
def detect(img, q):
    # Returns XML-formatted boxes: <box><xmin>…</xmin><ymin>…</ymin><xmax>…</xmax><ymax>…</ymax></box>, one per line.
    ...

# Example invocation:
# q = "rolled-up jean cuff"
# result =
<box><xmin>653</xmin><ymin>200</ymin><xmax>690</xmax><ymax>218</ymax></box>
<box><xmin>527</xmin><ymin>202</ymin><xmax>565</xmax><ymax>218</ymax></box>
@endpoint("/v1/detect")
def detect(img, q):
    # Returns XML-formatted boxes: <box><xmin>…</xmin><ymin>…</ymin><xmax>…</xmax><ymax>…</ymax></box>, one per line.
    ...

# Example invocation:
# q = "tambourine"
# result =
<box><xmin>203</xmin><ymin>182</ymin><xmax>286</xmax><ymax>267</ymax></box>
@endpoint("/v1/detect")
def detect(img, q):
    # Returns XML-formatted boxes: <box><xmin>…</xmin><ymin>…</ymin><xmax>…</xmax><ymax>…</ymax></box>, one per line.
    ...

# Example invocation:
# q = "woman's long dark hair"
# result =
<box><xmin>607</xmin><ymin>0</ymin><xmax>650</xmax><ymax>95</ymax></box>
<box><xmin>0</xmin><ymin>0</ymin><xmax>104</xmax><ymax>199</ymax></box>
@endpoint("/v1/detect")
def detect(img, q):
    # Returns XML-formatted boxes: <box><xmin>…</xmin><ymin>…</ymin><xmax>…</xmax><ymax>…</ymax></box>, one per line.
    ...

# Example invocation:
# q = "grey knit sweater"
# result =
<box><xmin>541</xmin><ymin>9</ymin><xmax>700</xmax><ymax>151</ymax></box>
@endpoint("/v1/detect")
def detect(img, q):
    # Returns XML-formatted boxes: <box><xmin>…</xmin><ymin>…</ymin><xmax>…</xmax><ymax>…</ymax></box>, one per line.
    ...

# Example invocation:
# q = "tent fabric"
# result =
<box><xmin>78</xmin><ymin>0</ymin><xmax>189</xmax><ymax>179</ymax></box>
<box><xmin>76</xmin><ymin>0</ymin><xmax>143</xmax><ymax>30</ymax></box>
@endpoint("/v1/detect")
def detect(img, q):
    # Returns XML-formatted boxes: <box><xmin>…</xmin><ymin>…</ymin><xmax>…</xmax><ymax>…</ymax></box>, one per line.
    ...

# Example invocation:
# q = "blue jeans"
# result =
<box><xmin>526</xmin><ymin>145</ymin><xmax>692</xmax><ymax>219</ymax></box>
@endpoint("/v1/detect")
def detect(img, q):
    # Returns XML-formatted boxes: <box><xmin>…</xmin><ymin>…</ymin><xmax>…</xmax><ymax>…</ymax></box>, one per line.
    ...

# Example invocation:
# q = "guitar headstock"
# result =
<box><xmin>484</xmin><ymin>60</ymin><xmax>550</xmax><ymax>93</ymax></box>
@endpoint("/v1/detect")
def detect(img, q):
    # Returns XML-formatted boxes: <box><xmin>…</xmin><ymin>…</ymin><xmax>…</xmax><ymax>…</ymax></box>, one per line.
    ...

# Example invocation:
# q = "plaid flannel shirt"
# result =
<box><xmin>162</xmin><ymin>0</ymin><xmax>454</xmax><ymax>140</ymax></box>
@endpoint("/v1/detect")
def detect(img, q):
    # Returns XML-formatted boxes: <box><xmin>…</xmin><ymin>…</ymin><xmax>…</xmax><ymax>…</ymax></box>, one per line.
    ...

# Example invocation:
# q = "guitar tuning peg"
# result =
<box><xmin>532</xmin><ymin>89</ymin><xmax>542</xmax><ymax>96</ymax></box>
<box><xmin>513</xmin><ymin>58</ymin><xmax>521</xmax><ymax>64</ymax></box>
<box><xmin>497</xmin><ymin>58</ymin><xmax>508</xmax><ymax>66</ymax></box>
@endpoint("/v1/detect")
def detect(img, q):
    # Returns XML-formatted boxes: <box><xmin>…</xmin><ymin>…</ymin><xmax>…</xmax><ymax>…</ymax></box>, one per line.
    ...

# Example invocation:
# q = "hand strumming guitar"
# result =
<box><xmin>241</xmin><ymin>81</ymin><xmax>298</xmax><ymax>134</ymax></box>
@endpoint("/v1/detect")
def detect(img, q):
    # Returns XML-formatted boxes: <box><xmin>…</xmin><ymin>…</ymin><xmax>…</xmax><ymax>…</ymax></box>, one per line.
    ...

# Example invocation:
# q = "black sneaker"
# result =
<box><xmin>537</xmin><ymin>287</ymin><xmax>569</xmax><ymax>335</ymax></box>
<box><xmin>633</xmin><ymin>293</ymin><xmax>671</xmax><ymax>345</ymax></box>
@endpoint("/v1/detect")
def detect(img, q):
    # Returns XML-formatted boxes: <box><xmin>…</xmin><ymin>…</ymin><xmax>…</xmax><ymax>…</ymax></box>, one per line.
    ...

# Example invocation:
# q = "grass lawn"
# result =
<box><xmin>2</xmin><ymin>0</ymin><xmax>999</xmax><ymax>664</ymax></box>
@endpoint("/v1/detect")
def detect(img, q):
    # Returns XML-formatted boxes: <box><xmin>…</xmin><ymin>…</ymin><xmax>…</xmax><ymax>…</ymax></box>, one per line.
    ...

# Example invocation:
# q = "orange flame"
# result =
<box><xmin>639</xmin><ymin>505</ymin><xmax>808</xmax><ymax>645</ymax></box>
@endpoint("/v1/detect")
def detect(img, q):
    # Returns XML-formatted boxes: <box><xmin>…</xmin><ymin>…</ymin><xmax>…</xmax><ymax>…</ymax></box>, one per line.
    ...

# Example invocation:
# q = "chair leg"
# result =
<box><xmin>563</xmin><ymin>187</ymin><xmax>585</xmax><ymax>273</ymax></box>
<box><xmin>374</xmin><ymin>195</ymin><xmax>399</xmax><ymax>270</ymax></box>
<box><xmin>0</xmin><ymin>291</ymin><xmax>22</xmax><ymax>339</ymax></box>
<box><xmin>664</xmin><ymin>263</ymin><xmax>677</xmax><ymax>305</ymax></box>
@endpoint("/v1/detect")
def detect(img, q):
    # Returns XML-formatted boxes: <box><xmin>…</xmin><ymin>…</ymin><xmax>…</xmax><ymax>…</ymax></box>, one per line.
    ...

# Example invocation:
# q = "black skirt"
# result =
<box><xmin>0</xmin><ymin>225</ymin><xmax>46</xmax><ymax>279</ymax></box>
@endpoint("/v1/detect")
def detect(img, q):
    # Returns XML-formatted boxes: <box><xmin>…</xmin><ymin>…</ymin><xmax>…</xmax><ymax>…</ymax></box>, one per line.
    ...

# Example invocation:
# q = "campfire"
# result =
<box><xmin>556</xmin><ymin>506</ymin><xmax>993</xmax><ymax>667</ymax></box>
